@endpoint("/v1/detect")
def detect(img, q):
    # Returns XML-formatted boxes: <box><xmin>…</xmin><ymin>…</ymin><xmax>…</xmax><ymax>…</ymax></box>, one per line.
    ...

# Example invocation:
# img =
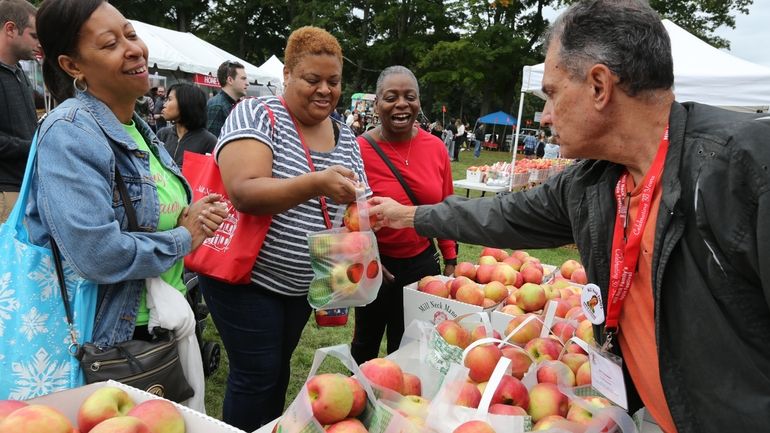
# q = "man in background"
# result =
<box><xmin>152</xmin><ymin>85</ymin><xmax>167</xmax><ymax>130</ymax></box>
<box><xmin>0</xmin><ymin>0</ymin><xmax>38</xmax><ymax>222</ymax></box>
<box><xmin>206</xmin><ymin>60</ymin><xmax>248</xmax><ymax>137</ymax></box>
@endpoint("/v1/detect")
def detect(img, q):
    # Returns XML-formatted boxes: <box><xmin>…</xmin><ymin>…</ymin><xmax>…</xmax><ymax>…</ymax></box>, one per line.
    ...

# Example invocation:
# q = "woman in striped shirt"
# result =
<box><xmin>198</xmin><ymin>27</ymin><xmax>369</xmax><ymax>431</ymax></box>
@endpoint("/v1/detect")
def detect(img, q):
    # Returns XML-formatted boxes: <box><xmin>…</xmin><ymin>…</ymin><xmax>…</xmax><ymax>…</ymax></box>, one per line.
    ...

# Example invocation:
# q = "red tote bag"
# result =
<box><xmin>182</xmin><ymin>151</ymin><xmax>271</xmax><ymax>284</ymax></box>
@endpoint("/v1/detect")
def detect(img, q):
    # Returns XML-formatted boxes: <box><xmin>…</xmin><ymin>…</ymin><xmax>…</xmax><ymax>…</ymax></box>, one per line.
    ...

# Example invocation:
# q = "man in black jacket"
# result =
<box><xmin>0</xmin><ymin>0</ymin><xmax>38</xmax><ymax>222</ymax></box>
<box><xmin>369</xmin><ymin>1</ymin><xmax>770</xmax><ymax>432</ymax></box>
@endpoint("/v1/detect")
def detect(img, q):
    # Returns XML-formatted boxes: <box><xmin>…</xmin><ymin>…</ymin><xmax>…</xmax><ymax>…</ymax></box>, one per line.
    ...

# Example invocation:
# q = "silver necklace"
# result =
<box><xmin>381</xmin><ymin>130</ymin><xmax>415</xmax><ymax>166</ymax></box>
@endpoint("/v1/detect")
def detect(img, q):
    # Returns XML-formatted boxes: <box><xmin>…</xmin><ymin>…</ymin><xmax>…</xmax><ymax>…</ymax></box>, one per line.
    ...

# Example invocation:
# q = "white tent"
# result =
<box><xmin>130</xmin><ymin>20</ymin><xmax>282</xmax><ymax>85</ymax></box>
<box><xmin>258</xmin><ymin>55</ymin><xmax>285</xmax><ymax>93</ymax></box>
<box><xmin>510</xmin><ymin>19</ymin><xmax>770</xmax><ymax>188</ymax></box>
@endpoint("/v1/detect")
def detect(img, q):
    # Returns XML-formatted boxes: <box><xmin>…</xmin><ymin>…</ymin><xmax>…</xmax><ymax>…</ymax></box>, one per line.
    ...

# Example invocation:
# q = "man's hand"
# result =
<box><xmin>368</xmin><ymin>196</ymin><xmax>417</xmax><ymax>230</ymax></box>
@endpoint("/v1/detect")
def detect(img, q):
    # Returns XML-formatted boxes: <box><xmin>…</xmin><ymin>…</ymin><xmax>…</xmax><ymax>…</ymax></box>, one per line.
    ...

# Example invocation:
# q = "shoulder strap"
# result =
<box><xmin>112</xmin><ymin>163</ymin><xmax>139</xmax><ymax>232</ymax></box>
<box><xmin>361</xmin><ymin>133</ymin><xmax>421</xmax><ymax>206</ymax></box>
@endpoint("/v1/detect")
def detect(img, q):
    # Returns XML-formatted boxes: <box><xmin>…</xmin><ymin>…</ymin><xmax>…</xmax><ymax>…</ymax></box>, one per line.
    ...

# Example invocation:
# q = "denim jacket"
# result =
<box><xmin>26</xmin><ymin>91</ymin><xmax>192</xmax><ymax>347</ymax></box>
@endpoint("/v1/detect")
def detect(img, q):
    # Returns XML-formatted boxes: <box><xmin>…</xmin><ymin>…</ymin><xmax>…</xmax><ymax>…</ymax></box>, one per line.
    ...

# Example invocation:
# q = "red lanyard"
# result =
<box><xmin>279</xmin><ymin>97</ymin><xmax>333</xmax><ymax>229</ymax></box>
<box><xmin>604</xmin><ymin>126</ymin><xmax>670</xmax><ymax>337</ymax></box>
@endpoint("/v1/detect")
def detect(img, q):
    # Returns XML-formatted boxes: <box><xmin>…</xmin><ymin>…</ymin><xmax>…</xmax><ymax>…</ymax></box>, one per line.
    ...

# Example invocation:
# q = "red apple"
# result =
<box><xmin>501</xmin><ymin>346</ymin><xmax>534</xmax><ymax>379</ymax></box>
<box><xmin>307</xmin><ymin>373</ymin><xmax>354</xmax><ymax>425</ymax></box>
<box><xmin>488</xmin><ymin>404</ymin><xmax>527</xmax><ymax>416</ymax></box>
<box><xmin>464</xmin><ymin>344</ymin><xmax>503</xmax><ymax>383</ymax></box>
<box><xmin>453</xmin><ymin>262</ymin><xmax>477</xmax><ymax>280</ymax></box>
<box><xmin>570</xmin><ymin>268</ymin><xmax>588</xmax><ymax>284</ymax></box>
<box><xmin>326</xmin><ymin>418</ymin><xmax>368</xmax><ymax>433</ymax></box>
<box><xmin>420</xmin><ymin>279</ymin><xmax>450</xmax><ymax>298</ymax></box>
<box><xmin>483</xmin><ymin>281</ymin><xmax>509</xmax><ymax>302</ymax></box>
<box><xmin>550</xmin><ymin>320</ymin><xmax>576</xmax><ymax>342</ymax></box>
<box><xmin>346</xmin><ymin>377</ymin><xmax>367</xmax><ymax>418</ymax></box>
<box><xmin>359</xmin><ymin>358</ymin><xmax>404</xmax><ymax>394</ymax></box>
<box><xmin>417</xmin><ymin>276</ymin><xmax>438</xmax><ymax>289</ymax></box>
<box><xmin>346</xmin><ymin>263</ymin><xmax>364</xmax><ymax>284</ymax></box>
<box><xmin>470</xmin><ymin>324</ymin><xmax>502</xmax><ymax>342</ymax></box>
<box><xmin>455</xmin><ymin>382</ymin><xmax>482</xmax><ymax>408</ymax></box>
<box><xmin>489</xmin><ymin>265</ymin><xmax>517</xmax><ymax>286</ymax></box>
<box><xmin>0</xmin><ymin>404</ymin><xmax>75</xmax><ymax>433</ymax></box>
<box><xmin>126</xmin><ymin>399</ymin><xmax>184</xmax><ymax>433</ymax></box>
<box><xmin>515</xmin><ymin>283</ymin><xmax>546</xmax><ymax>312</ymax></box>
<box><xmin>532</xmin><ymin>415</ymin><xmax>570</xmax><ymax>431</ymax></box>
<box><xmin>481</xmin><ymin>247</ymin><xmax>509</xmax><ymax>261</ymax></box>
<box><xmin>575</xmin><ymin>320</ymin><xmax>595</xmax><ymax>346</ymax></box>
<box><xmin>478</xmin><ymin>255</ymin><xmax>498</xmax><ymax>266</ymax></box>
<box><xmin>559</xmin><ymin>260</ymin><xmax>582</xmax><ymax>280</ymax></box>
<box><xmin>527</xmin><ymin>383</ymin><xmax>569</xmax><ymax>423</ymax></box>
<box><xmin>366</xmin><ymin>260</ymin><xmax>379</xmax><ymax>279</ymax></box>
<box><xmin>525</xmin><ymin>337</ymin><xmax>564</xmax><ymax>362</ymax></box>
<box><xmin>343</xmin><ymin>202</ymin><xmax>376</xmax><ymax>232</ymax></box>
<box><xmin>511</xmin><ymin>250</ymin><xmax>530</xmax><ymax>262</ymax></box>
<box><xmin>474</xmin><ymin>264</ymin><xmax>497</xmax><ymax>284</ymax></box>
<box><xmin>452</xmin><ymin>420</ymin><xmax>495</xmax><ymax>433</ymax></box>
<box><xmin>436</xmin><ymin>320</ymin><xmax>471</xmax><ymax>349</ymax></box>
<box><xmin>449</xmin><ymin>276</ymin><xmax>474</xmax><ymax>298</ymax></box>
<box><xmin>489</xmin><ymin>374</ymin><xmax>530</xmax><ymax>409</ymax></box>
<box><xmin>519</xmin><ymin>266</ymin><xmax>544</xmax><ymax>285</ymax></box>
<box><xmin>565</xmin><ymin>306</ymin><xmax>587</xmax><ymax>322</ymax></box>
<box><xmin>500</xmin><ymin>304</ymin><xmax>525</xmax><ymax>316</ymax></box>
<box><xmin>576</xmin><ymin>362</ymin><xmax>591</xmax><ymax>386</ymax></box>
<box><xmin>559</xmin><ymin>353</ymin><xmax>589</xmax><ymax>376</ymax></box>
<box><xmin>536</xmin><ymin>360</ymin><xmax>576</xmax><ymax>386</ymax></box>
<box><xmin>501</xmin><ymin>256</ymin><xmax>523</xmax><ymax>271</ymax></box>
<box><xmin>0</xmin><ymin>400</ymin><xmax>27</xmax><ymax>423</ymax></box>
<box><xmin>566</xmin><ymin>396</ymin><xmax>613</xmax><ymax>426</ymax></box>
<box><xmin>402</xmin><ymin>373</ymin><xmax>422</xmax><ymax>397</ymax></box>
<box><xmin>504</xmin><ymin>313</ymin><xmax>542</xmax><ymax>345</ymax></box>
<box><xmin>455</xmin><ymin>284</ymin><xmax>485</xmax><ymax>306</ymax></box>
<box><xmin>89</xmin><ymin>416</ymin><xmax>151</xmax><ymax>433</ymax></box>
<box><xmin>335</xmin><ymin>232</ymin><xmax>373</xmax><ymax>257</ymax></box>
<box><xmin>78</xmin><ymin>386</ymin><xmax>136</xmax><ymax>433</ymax></box>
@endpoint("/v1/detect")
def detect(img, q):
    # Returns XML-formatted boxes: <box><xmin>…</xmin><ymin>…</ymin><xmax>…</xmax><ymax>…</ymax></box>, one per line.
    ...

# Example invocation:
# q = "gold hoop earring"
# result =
<box><xmin>73</xmin><ymin>77</ymin><xmax>88</xmax><ymax>93</ymax></box>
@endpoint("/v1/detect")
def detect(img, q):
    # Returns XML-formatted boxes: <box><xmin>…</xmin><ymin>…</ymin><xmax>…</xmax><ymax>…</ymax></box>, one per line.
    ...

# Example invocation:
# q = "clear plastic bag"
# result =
<box><xmin>307</xmin><ymin>190</ymin><xmax>382</xmax><ymax>309</ymax></box>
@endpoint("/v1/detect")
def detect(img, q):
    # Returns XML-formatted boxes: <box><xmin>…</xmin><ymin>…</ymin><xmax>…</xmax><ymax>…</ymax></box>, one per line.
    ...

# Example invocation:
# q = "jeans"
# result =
<box><xmin>473</xmin><ymin>139</ymin><xmax>482</xmax><ymax>157</ymax></box>
<box><xmin>351</xmin><ymin>245</ymin><xmax>440</xmax><ymax>364</ymax></box>
<box><xmin>199</xmin><ymin>276</ymin><xmax>311</xmax><ymax>431</ymax></box>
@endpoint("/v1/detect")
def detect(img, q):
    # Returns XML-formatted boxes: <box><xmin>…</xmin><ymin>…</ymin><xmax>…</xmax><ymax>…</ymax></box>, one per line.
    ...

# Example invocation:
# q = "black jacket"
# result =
<box><xmin>0</xmin><ymin>62</ymin><xmax>37</xmax><ymax>191</ymax></box>
<box><xmin>415</xmin><ymin>102</ymin><xmax>770</xmax><ymax>433</ymax></box>
<box><xmin>157</xmin><ymin>125</ymin><xmax>217</xmax><ymax>168</ymax></box>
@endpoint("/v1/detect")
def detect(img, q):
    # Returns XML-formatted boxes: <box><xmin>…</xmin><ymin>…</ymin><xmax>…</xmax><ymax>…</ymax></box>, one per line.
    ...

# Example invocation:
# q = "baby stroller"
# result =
<box><xmin>184</xmin><ymin>271</ymin><xmax>221</xmax><ymax>377</ymax></box>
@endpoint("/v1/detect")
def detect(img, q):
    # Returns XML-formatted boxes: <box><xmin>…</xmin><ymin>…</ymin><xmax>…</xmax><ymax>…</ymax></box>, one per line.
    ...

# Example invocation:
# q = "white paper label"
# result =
<box><xmin>589</xmin><ymin>347</ymin><xmax>628</xmax><ymax>409</ymax></box>
<box><xmin>581</xmin><ymin>283</ymin><xmax>605</xmax><ymax>325</ymax></box>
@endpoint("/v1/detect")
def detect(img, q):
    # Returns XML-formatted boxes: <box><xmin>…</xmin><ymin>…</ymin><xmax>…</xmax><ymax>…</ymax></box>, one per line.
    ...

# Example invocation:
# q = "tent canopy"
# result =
<box><xmin>520</xmin><ymin>19</ymin><xmax>770</xmax><ymax>108</ymax></box>
<box><xmin>130</xmin><ymin>20</ymin><xmax>282</xmax><ymax>85</ymax></box>
<box><xmin>478</xmin><ymin>111</ymin><xmax>517</xmax><ymax>126</ymax></box>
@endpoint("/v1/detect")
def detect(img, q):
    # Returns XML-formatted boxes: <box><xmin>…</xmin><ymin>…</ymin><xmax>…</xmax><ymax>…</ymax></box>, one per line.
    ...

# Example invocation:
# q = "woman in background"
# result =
<box><xmin>157</xmin><ymin>83</ymin><xmax>217</xmax><ymax>168</ymax></box>
<box><xmin>353</xmin><ymin>66</ymin><xmax>457</xmax><ymax>364</ymax></box>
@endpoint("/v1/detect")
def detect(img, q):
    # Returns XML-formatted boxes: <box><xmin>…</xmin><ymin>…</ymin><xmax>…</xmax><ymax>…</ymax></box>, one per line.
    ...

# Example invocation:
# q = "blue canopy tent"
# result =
<box><xmin>475</xmin><ymin>111</ymin><xmax>517</xmax><ymax>151</ymax></box>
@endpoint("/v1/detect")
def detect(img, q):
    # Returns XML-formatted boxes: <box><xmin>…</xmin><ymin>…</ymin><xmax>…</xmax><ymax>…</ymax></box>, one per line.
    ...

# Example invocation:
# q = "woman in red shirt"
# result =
<box><xmin>353</xmin><ymin>66</ymin><xmax>457</xmax><ymax>363</ymax></box>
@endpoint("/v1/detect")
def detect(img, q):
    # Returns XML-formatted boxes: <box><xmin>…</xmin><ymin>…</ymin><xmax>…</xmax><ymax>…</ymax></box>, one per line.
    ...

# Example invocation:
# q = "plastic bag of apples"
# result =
<box><xmin>307</xmin><ymin>190</ymin><xmax>382</xmax><ymax>310</ymax></box>
<box><xmin>276</xmin><ymin>345</ymin><xmax>378</xmax><ymax>433</ymax></box>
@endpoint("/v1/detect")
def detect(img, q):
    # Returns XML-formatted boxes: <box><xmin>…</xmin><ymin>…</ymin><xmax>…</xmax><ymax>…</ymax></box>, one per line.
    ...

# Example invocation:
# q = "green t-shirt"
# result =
<box><xmin>123</xmin><ymin>122</ymin><xmax>189</xmax><ymax>325</ymax></box>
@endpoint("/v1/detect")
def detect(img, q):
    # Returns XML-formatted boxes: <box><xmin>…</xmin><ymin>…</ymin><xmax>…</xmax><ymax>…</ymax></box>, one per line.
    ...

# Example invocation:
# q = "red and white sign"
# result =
<box><xmin>194</xmin><ymin>74</ymin><xmax>220</xmax><ymax>88</ymax></box>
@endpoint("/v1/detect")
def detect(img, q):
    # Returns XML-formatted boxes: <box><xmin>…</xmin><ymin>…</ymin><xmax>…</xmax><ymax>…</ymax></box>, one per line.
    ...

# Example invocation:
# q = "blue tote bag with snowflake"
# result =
<box><xmin>0</xmin><ymin>131</ymin><xmax>98</xmax><ymax>400</ymax></box>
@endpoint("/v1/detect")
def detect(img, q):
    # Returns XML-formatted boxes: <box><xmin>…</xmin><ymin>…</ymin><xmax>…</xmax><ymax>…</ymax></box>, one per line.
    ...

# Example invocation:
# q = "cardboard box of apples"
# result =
<box><xmin>402</xmin><ymin>247</ymin><xmax>558</xmax><ymax>329</ymax></box>
<box><xmin>0</xmin><ymin>380</ymin><xmax>245</xmax><ymax>433</ymax></box>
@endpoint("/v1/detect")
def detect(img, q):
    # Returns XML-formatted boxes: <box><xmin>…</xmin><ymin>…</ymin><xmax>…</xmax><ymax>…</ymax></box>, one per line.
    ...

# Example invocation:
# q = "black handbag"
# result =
<box><xmin>69</xmin><ymin>163</ymin><xmax>193</xmax><ymax>402</ymax></box>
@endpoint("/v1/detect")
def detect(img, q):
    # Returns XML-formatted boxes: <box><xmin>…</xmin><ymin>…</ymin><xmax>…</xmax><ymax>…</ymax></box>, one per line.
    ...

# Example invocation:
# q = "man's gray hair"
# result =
<box><xmin>0</xmin><ymin>0</ymin><xmax>37</xmax><ymax>32</ymax></box>
<box><xmin>544</xmin><ymin>0</ymin><xmax>673</xmax><ymax>96</ymax></box>
<box><xmin>375</xmin><ymin>65</ymin><xmax>420</xmax><ymax>98</ymax></box>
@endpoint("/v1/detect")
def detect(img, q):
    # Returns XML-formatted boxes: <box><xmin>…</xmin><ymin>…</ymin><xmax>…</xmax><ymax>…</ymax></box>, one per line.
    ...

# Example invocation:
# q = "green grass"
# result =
<box><xmin>202</xmin><ymin>146</ymin><xmax>579</xmax><ymax>419</ymax></box>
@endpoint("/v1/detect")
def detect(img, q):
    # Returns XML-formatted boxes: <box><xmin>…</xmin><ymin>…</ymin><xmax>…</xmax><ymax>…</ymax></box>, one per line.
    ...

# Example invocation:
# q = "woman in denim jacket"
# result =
<box><xmin>29</xmin><ymin>0</ymin><xmax>227</xmax><ymax>348</ymax></box>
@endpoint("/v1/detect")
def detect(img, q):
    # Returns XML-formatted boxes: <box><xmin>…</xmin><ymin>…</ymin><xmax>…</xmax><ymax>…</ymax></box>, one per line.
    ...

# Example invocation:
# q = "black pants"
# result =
<box><xmin>351</xmin><ymin>245</ymin><xmax>440</xmax><ymax>364</ymax></box>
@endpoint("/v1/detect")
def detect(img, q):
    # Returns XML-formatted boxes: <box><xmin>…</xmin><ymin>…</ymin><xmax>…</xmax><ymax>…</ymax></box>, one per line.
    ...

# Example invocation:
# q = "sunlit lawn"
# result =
<box><xmin>202</xmin><ymin>145</ymin><xmax>579</xmax><ymax>419</ymax></box>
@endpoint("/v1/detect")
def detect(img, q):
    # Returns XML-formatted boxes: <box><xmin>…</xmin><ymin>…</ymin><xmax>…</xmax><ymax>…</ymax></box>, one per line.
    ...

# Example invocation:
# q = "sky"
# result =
<box><xmin>544</xmin><ymin>0</ymin><xmax>770</xmax><ymax>68</ymax></box>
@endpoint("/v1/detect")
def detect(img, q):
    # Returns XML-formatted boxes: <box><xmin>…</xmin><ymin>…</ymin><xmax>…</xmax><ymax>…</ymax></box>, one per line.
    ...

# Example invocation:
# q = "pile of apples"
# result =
<box><xmin>305</xmin><ymin>373</ymin><xmax>369</xmax><ymax>433</ymax></box>
<box><xmin>0</xmin><ymin>386</ymin><xmax>185</xmax><ymax>433</ymax></box>
<box><xmin>357</xmin><ymin>358</ymin><xmax>427</xmax><ymax>428</ymax></box>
